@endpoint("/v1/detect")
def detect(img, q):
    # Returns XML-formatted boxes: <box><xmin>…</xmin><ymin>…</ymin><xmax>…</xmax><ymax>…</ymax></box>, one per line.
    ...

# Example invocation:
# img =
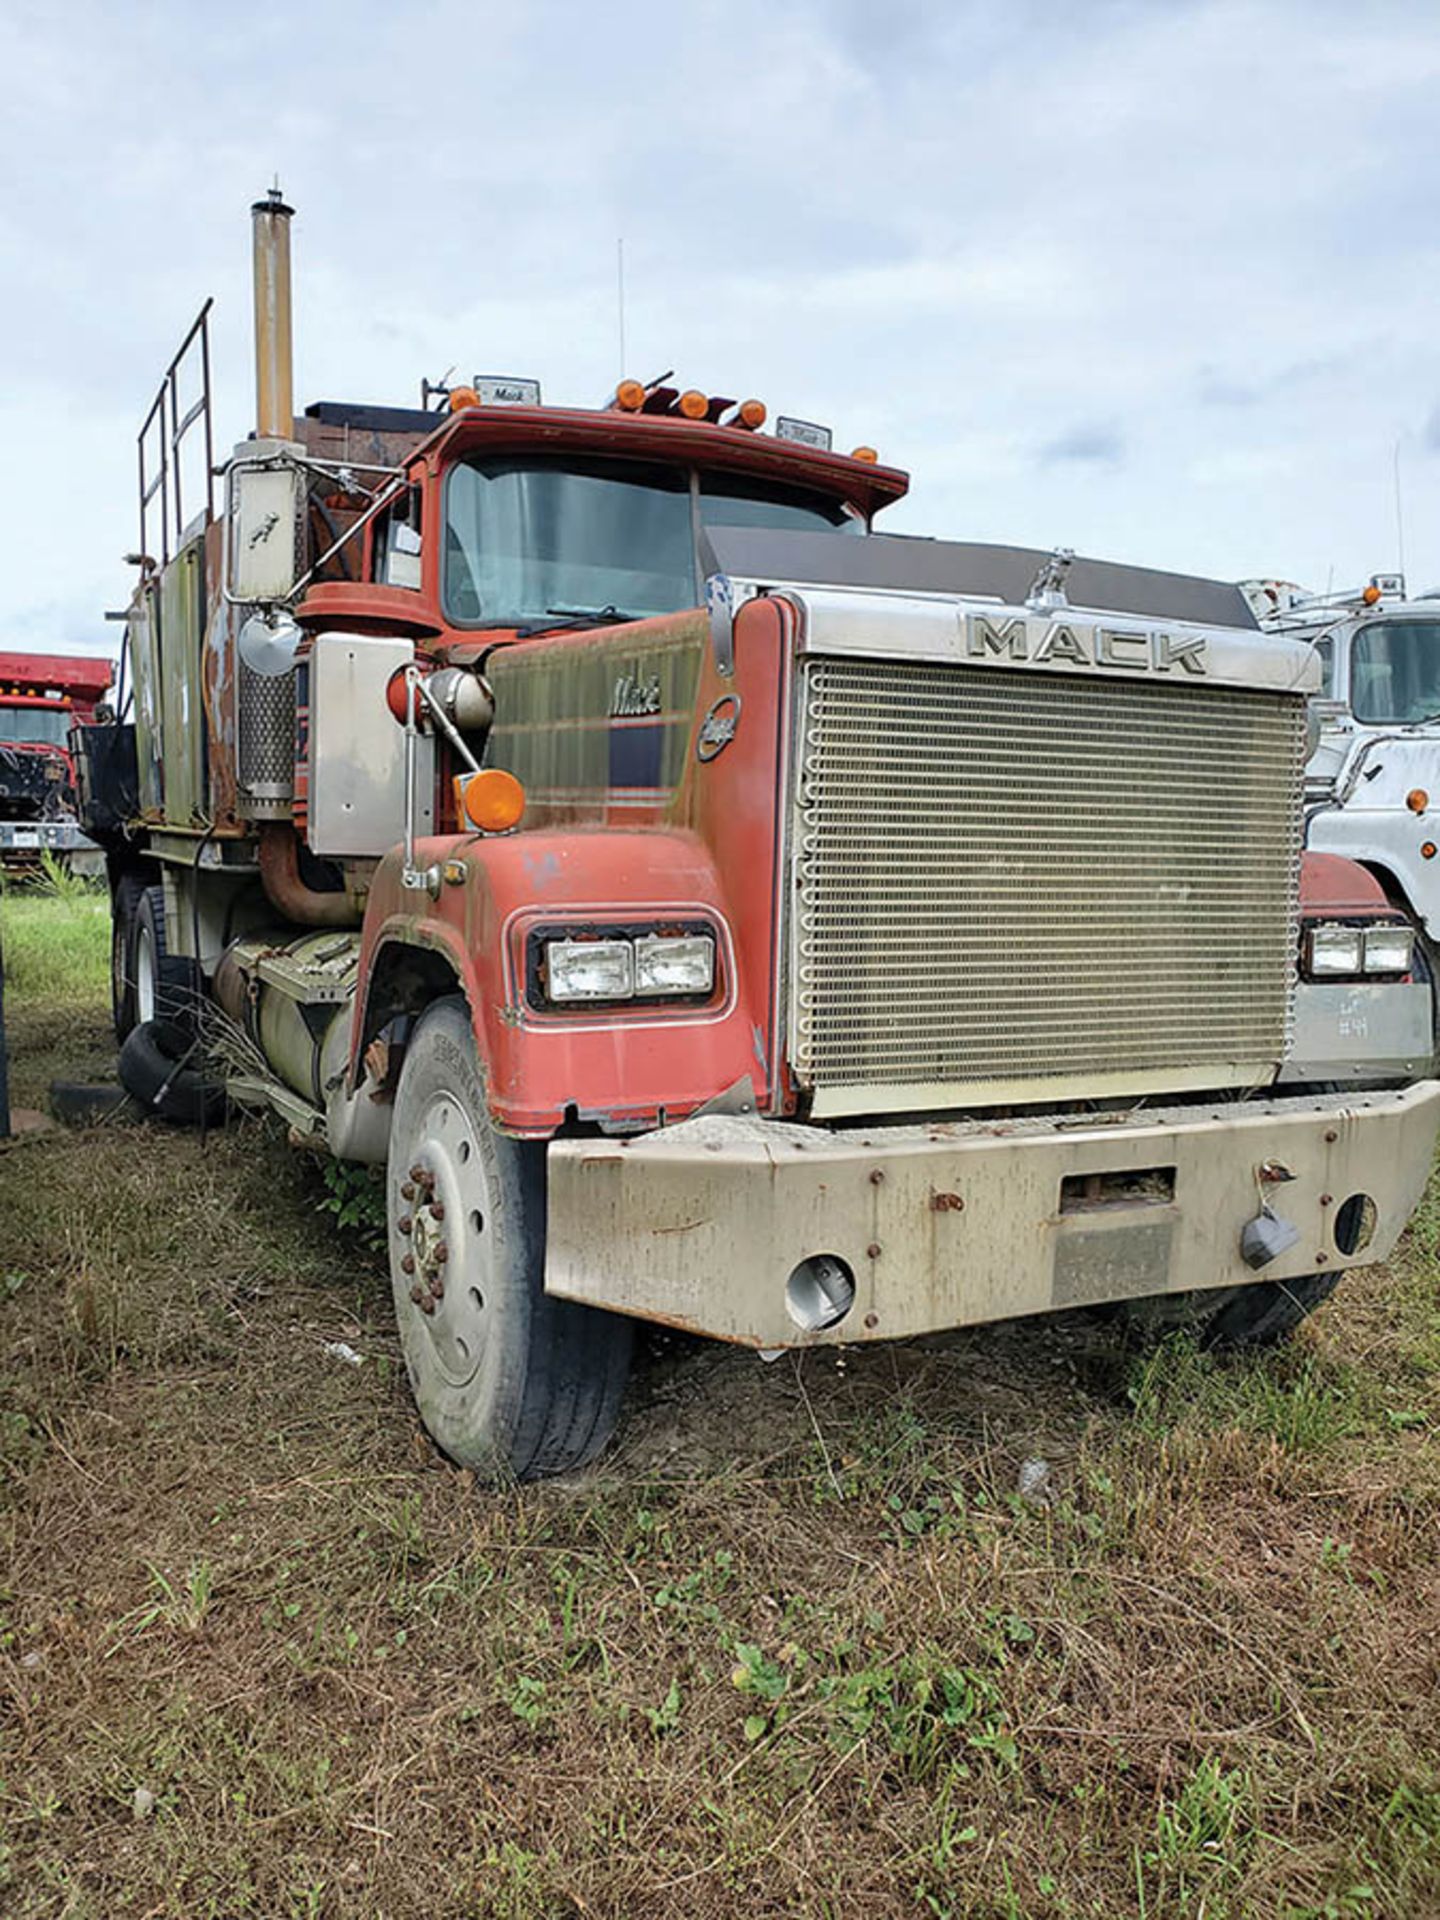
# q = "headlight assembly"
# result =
<box><xmin>1303</xmin><ymin>922</ymin><xmax>1414</xmax><ymax>979</ymax></box>
<box><xmin>533</xmin><ymin>923</ymin><xmax>719</xmax><ymax>1009</ymax></box>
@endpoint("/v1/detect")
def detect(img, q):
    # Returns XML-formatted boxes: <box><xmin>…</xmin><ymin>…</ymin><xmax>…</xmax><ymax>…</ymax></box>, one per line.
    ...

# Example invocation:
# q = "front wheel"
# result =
<box><xmin>1115</xmin><ymin>1269</ymin><xmax>1345</xmax><ymax>1350</ymax></box>
<box><xmin>387</xmin><ymin>996</ymin><xmax>632</xmax><ymax>1481</ymax></box>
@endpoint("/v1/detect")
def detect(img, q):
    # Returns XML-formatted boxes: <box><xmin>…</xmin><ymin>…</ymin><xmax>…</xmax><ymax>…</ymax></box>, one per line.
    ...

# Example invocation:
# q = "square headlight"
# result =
<box><xmin>1307</xmin><ymin>925</ymin><xmax>1364</xmax><ymax>975</ymax></box>
<box><xmin>1362</xmin><ymin>925</ymin><xmax>1414</xmax><ymax>974</ymax></box>
<box><xmin>544</xmin><ymin>939</ymin><xmax>634</xmax><ymax>1002</ymax></box>
<box><xmin>634</xmin><ymin>933</ymin><xmax>715</xmax><ymax>997</ymax></box>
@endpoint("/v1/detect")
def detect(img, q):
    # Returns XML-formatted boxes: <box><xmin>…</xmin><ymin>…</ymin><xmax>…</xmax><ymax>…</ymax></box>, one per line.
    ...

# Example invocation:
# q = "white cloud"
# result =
<box><xmin>4</xmin><ymin>0</ymin><xmax>1440</xmax><ymax>658</ymax></box>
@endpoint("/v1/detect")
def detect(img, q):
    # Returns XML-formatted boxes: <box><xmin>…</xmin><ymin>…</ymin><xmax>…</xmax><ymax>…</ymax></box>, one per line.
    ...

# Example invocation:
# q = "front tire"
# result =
<box><xmin>387</xmin><ymin>996</ymin><xmax>632</xmax><ymax>1481</ymax></box>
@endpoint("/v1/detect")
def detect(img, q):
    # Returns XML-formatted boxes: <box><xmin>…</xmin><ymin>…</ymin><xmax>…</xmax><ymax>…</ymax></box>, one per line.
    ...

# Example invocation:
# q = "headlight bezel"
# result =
<box><xmin>526</xmin><ymin>919</ymin><xmax>721</xmax><ymax>1012</ymax></box>
<box><xmin>1301</xmin><ymin>919</ymin><xmax>1415</xmax><ymax>981</ymax></box>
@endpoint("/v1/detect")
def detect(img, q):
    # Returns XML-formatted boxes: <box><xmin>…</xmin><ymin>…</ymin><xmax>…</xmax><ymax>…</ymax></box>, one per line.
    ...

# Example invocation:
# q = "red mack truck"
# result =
<box><xmin>0</xmin><ymin>651</ymin><xmax>112</xmax><ymax>873</ymax></box>
<box><xmin>77</xmin><ymin>192</ymin><xmax>1440</xmax><ymax>1479</ymax></box>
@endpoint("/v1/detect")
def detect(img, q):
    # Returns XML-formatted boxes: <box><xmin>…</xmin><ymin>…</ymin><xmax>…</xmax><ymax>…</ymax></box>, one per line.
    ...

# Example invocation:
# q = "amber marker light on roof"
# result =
<box><xmin>1363</xmin><ymin>583</ymin><xmax>1383</xmax><ymax>605</ymax></box>
<box><xmin>678</xmin><ymin>389</ymin><xmax>709</xmax><ymax>419</ymax></box>
<box><xmin>615</xmin><ymin>379</ymin><xmax>646</xmax><ymax>411</ymax></box>
<box><xmin>850</xmin><ymin>445</ymin><xmax>879</xmax><ymax>463</ymax></box>
<box><xmin>738</xmin><ymin>398</ymin><xmax>766</xmax><ymax>429</ymax></box>
<box><xmin>455</xmin><ymin>769</ymin><xmax>526</xmax><ymax>833</ymax></box>
<box><xmin>448</xmin><ymin>385</ymin><xmax>480</xmax><ymax>411</ymax></box>
<box><xmin>1408</xmin><ymin>789</ymin><xmax>1429</xmax><ymax>813</ymax></box>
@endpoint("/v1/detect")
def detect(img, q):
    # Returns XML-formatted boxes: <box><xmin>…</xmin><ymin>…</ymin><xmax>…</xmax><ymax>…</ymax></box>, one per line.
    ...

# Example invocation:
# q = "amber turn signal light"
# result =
<box><xmin>1408</xmin><ymin>788</ymin><xmax>1429</xmax><ymax>813</ymax></box>
<box><xmin>454</xmin><ymin>769</ymin><xmax>525</xmax><ymax>833</ymax></box>
<box><xmin>448</xmin><ymin>385</ymin><xmax>480</xmax><ymax>411</ymax></box>
<box><xmin>615</xmin><ymin>379</ymin><xmax>646</xmax><ymax>411</ymax></box>
<box><xmin>678</xmin><ymin>389</ymin><xmax>708</xmax><ymax>419</ymax></box>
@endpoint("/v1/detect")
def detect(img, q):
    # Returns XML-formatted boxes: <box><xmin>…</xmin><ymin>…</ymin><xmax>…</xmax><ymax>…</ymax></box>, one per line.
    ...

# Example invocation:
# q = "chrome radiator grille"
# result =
<box><xmin>790</xmin><ymin>658</ymin><xmax>1308</xmax><ymax>1110</ymax></box>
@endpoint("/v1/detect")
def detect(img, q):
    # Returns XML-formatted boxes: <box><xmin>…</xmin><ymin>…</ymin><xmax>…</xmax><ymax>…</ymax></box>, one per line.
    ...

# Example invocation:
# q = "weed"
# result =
<box><xmin>108</xmin><ymin>1562</ymin><xmax>217</xmax><ymax>1647</ymax></box>
<box><xmin>313</xmin><ymin>1157</ymin><xmax>387</xmax><ymax>1253</ymax></box>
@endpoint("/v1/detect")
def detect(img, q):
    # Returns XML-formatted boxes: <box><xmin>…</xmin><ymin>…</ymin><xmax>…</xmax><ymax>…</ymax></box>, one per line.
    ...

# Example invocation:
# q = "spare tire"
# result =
<box><xmin>117</xmin><ymin>1019</ymin><xmax>226</xmax><ymax>1127</ymax></box>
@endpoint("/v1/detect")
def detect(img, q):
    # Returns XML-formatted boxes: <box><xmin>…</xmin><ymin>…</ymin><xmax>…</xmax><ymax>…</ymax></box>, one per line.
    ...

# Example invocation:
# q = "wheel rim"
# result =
<box><xmin>135</xmin><ymin>923</ymin><xmax>156</xmax><ymax>1025</ymax></box>
<box><xmin>396</xmin><ymin>1090</ymin><xmax>493</xmax><ymax>1390</ymax></box>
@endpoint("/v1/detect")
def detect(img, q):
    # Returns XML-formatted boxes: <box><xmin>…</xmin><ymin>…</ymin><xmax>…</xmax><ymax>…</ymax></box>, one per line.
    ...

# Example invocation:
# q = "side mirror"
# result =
<box><xmin>226</xmin><ymin>455</ymin><xmax>305</xmax><ymax>603</ymax></box>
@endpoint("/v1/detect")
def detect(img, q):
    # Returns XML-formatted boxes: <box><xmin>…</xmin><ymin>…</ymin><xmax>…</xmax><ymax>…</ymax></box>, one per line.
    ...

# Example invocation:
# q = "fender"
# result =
<box><xmin>1299</xmin><ymin>848</ymin><xmax>1404</xmax><ymax>919</ymax></box>
<box><xmin>353</xmin><ymin>827</ymin><xmax>762</xmax><ymax>1135</ymax></box>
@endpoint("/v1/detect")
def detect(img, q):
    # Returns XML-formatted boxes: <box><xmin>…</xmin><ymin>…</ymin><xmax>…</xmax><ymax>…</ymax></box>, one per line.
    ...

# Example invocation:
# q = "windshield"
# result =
<box><xmin>1350</xmin><ymin>619</ymin><xmax>1440</xmax><ymax>723</ymax></box>
<box><xmin>0</xmin><ymin>704</ymin><xmax>70</xmax><ymax>747</ymax></box>
<box><xmin>442</xmin><ymin>456</ymin><xmax>863</xmax><ymax>627</ymax></box>
<box><xmin>699</xmin><ymin>474</ymin><xmax>862</xmax><ymax>535</ymax></box>
<box><xmin>444</xmin><ymin>458</ymin><xmax>695</xmax><ymax>626</ymax></box>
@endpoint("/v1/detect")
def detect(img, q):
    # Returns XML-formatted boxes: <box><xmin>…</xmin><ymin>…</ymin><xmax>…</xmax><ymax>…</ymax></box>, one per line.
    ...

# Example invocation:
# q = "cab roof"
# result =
<box><xmin>304</xmin><ymin>399</ymin><xmax>910</xmax><ymax>523</ymax></box>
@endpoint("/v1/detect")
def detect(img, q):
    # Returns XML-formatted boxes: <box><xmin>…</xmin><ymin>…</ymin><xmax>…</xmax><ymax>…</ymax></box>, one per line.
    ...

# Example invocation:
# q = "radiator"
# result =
<box><xmin>789</xmin><ymin>656</ymin><xmax>1308</xmax><ymax>1114</ymax></box>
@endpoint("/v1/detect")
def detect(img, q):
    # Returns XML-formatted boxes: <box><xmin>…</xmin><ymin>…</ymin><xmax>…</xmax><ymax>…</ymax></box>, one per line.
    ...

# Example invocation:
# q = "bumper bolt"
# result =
<box><xmin>864</xmin><ymin>1311</ymin><xmax>879</xmax><ymax>1330</ymax></box>
<box><xmin>867</xmin><ymin>1241</ymin><xmax>882</xmax><ymax>1259</ymax></box>
<box><xmin>869</xmin><ymin>1169</ymin><xmax>885</xmax><ymax>1186</ymax></box>
<box><xmin>1320</xmin><ymin>1193</ymin><xmax>1333</xmax><ymax>1207</ymax></box>
<box><xmin>1323</xmin><ymin>1130</ymin><xmax>1338</xmax><ymax>1144</ymax></box>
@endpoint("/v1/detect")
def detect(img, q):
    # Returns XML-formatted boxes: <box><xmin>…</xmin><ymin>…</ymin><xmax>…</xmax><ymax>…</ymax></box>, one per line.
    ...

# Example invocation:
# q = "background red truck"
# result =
<box><xmin>0</xmin><ymin>651</ymin><xmax>113</xmax><ymax>874</ymax></box>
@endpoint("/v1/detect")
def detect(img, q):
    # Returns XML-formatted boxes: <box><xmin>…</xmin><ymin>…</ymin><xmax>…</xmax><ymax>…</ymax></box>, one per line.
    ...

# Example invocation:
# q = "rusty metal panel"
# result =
<box><xmin>156</xmin><ymin>541</ymin><xmax>207</xmax><ymax>824</ymax></box>
<box><xmin>483</xmin><ymin>617</ymin><xmax>706</xmax><ymax>825</ymax></box>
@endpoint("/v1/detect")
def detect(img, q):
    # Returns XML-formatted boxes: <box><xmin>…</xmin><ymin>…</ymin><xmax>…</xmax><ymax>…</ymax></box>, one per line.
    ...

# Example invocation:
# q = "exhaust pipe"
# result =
<box><xmin>251</xmin><ymin>186</ymin><xmax>294</xmax><ymax>440</ymax></box>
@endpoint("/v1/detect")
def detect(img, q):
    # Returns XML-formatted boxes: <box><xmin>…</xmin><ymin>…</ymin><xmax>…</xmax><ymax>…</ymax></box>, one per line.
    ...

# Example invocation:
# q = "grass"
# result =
<box><xmin>1</xmin><ymin>898</ymin><xmax>1439</xmax><ymax>1916</ymax></box>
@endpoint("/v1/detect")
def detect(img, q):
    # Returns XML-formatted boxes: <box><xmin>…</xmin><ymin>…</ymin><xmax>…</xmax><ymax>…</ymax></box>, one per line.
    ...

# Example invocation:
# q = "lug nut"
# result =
<box><xmin>420</xmin><ymin>1293</ymin><xmax>436</xmax><ymax>1315</ymax></box>
<box><xmin>398</xmin><ymin>1215</ymin><xmax>412</xmax><ymax>1235</ymax></box>
<box><xmin>409</xmin><ymin>1164</ymin><xmax>427</xmax><ymax>1183</ymax></box>
<box><xmin>401</xmin><ymin>1253</ymin><xmax>415</xmax><ymax>1276</ymax></box>
<box><xmin>430</xmin><ymin>1275</ymin><xmax>445</xmax><ymax>1299</ymax></box>
<box><xmin>400</xmin><ymin>1182</ymin><xmax>415</xmax><ymax>1201</ymax></box>
<box><xmin>435</xmin><ymin>1243</ymin><xmax>449</xmax><ymax>1264</ymax></box>
<box><xmin>430</xmin><ymin>1202</ymin><xmax>446</xmax><ymax>1222</ymax></box>
<box><xmin>409</xmin><ymin>1282</ymin><xmax>425</xmax><ymax>1305</ymax></box>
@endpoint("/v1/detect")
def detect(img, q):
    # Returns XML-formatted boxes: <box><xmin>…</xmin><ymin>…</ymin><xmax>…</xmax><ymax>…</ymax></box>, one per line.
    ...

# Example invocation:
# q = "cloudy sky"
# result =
<box><xmin>4</xmin><ymin>0</ymin><xmax>1440</xmax><ymax>659</ymax></box>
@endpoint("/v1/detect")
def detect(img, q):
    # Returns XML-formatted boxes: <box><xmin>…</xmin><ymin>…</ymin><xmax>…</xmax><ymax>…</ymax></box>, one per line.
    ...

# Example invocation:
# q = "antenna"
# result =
<box><xmin>1393</xmin><ymin>434</ymin><xmax>1407</xmax><ymax>579</ymax></box>
<box><xmin>616</xmin><ymin>237</ymin><xmax>627</xmax><ymax>378</ymax></box>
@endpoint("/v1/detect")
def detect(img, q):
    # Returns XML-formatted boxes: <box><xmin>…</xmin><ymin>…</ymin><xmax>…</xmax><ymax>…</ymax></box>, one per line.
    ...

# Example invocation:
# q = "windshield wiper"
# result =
<box><xmin>515</xmin><ymin>604</ymin><xmax>642</xmax><ymax>637</ymax></box>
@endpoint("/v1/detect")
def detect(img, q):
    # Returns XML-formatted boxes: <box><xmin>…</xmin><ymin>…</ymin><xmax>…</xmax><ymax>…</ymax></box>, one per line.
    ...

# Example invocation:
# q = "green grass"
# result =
<box><xmin>1</xmin><ymin>897</ymin><xmax>1439</xmax><ymax>1917</ymax></box>
<box><xmin>0</xmin><ymin>882</ymin><xmax>112</xmax><ymax>1107</ymax></box>
<box><xmin>0</xmin><ymin>883</ymin><xmax>109</xmax><ymax>1006</ymax></box>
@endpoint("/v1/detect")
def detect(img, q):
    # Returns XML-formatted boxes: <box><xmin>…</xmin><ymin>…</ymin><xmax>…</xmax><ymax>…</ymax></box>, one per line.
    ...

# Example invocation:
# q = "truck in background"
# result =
<box><xmin>0</xmin><ymin>651</ymin><xmax>113</xmax><ymax>875</ymax></box>
<box><xmin>74</xmin><ymin>193</ymin><xmax>1440</xmax><ymax>1479</ymax></box>
<box><xmin>1244</xmin><ymin>571</ymin><xmax>1440</xmax><ymax>1009</ymax></box>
